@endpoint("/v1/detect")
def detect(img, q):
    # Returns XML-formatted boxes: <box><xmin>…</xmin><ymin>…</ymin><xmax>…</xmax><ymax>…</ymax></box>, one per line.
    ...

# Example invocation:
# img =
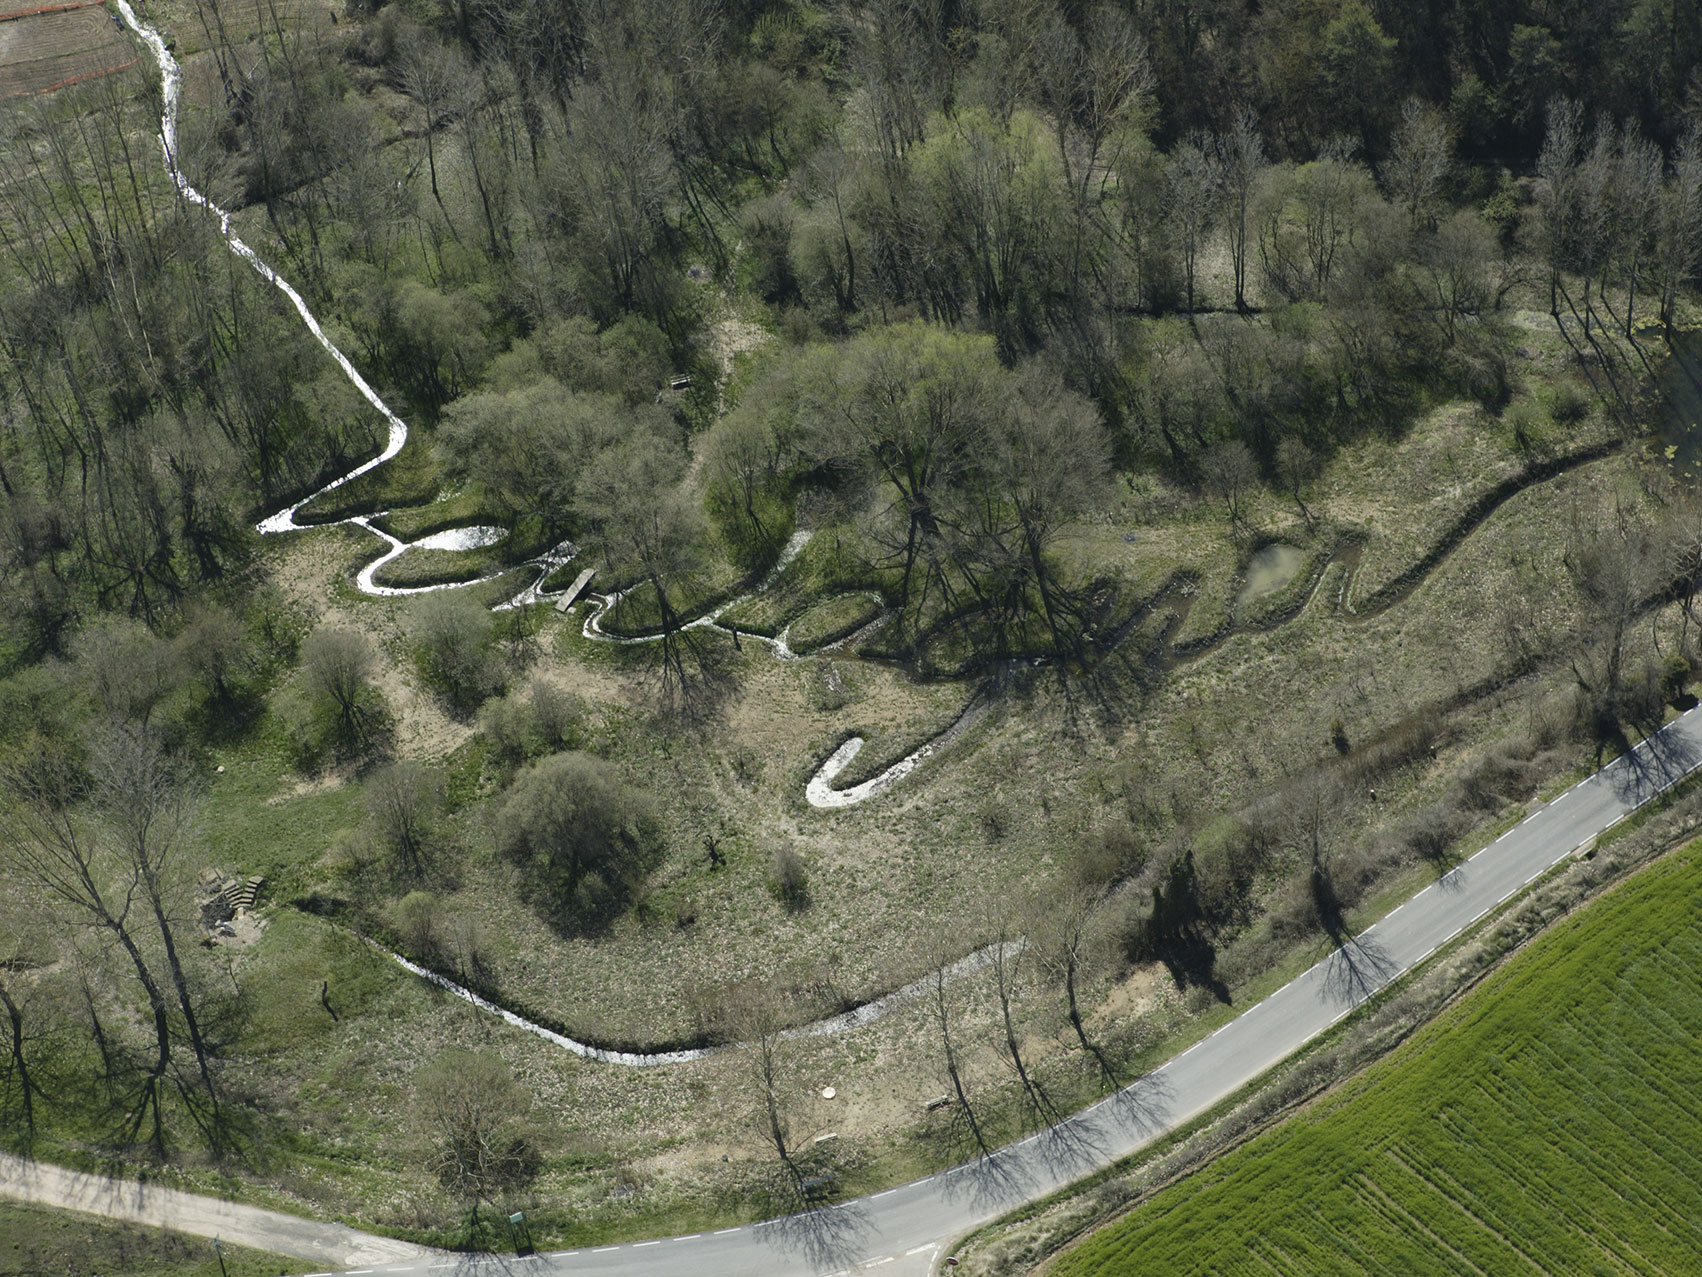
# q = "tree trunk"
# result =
<box><xmin>0</xmin><ymin>976</ymin><xmax>35</xmax><ymax>1137</ymax></box>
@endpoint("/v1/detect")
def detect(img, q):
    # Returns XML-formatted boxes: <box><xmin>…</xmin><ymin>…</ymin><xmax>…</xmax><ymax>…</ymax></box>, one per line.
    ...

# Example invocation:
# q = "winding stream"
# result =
<box><xmin>113</xmin><ymin>5</ymin><xmax>1003</xmax><ymax>1059</ymax></box>
<box><xmin>380</xmin><ymin>937</ymin><xmax>1020</xmax><ymax>1067</ymax></box>
<box><xmin>114</xmin><ymin>5</ymin><xmax>1627</xmax><ymax>1062</ymax></box>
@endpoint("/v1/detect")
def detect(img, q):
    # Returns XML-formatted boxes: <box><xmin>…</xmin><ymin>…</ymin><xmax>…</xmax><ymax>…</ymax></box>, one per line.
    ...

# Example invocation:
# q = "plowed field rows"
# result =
<box><xmin>0</xmin><ymin>2</ymin><xmax>133</xmax><ymax>99</ymax></box>
<box><xmin>1056</xmin><ymin>843</ymin><xmax>1702</xmax><ymax>1275</ymax></box>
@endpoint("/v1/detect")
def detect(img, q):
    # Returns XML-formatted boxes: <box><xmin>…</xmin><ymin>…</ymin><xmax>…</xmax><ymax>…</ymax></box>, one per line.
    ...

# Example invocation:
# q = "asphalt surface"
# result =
<box><xmin>9</xmin><ymin>708</ymin><xmax>1701</xmax><ymax>1277</ymax></box>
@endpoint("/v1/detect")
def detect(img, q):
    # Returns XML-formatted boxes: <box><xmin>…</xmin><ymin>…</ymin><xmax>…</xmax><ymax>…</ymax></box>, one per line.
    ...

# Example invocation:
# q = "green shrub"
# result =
<box><xmin>766</xmin><ymin>844</ymin><xmax>811</xmax><ymax>912</ymax></box>
<box><xmin>1550</xmin><ymin>380</ymin><xmax>1591</xmax><ymax>423</ymax></box>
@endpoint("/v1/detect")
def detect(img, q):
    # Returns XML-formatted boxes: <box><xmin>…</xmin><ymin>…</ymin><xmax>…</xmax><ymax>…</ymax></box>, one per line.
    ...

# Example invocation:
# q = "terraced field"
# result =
<box><xmin>1054</xmin><ymin>843</ymin><xmax>1702</xmax><ymax>1276</ymax></box>
<box><xmin>0</xmin><ymin>0</ymin><xmax>132</xmax><ymax>98</ymax></box>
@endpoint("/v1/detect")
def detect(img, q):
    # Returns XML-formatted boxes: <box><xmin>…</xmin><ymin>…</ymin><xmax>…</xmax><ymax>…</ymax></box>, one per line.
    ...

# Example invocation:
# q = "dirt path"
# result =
<box><xmin>0</xmin><ymin>1152</ymin><xmax>435</xmax><ymax>1268</ymax></box>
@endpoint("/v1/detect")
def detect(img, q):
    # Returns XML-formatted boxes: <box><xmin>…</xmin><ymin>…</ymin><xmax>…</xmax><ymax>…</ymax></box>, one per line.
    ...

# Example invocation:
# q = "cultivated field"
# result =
<box><xmin>1051</xmin><ymin>842</ymin><xmax>1702</xmax><ymax>1276</ymax></box>
<box><xmin>0</xmin><ymin>1</ymin><xmax>132</xmax><ymax>98</ymax></box>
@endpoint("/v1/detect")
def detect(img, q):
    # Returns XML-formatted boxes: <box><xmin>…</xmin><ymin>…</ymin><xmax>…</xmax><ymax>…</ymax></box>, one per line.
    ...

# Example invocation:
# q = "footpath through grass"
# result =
<box><xmin>1053</xmin><ymin>841</ymin><xmax>1702</xmax><ymax>1276</ymax></box>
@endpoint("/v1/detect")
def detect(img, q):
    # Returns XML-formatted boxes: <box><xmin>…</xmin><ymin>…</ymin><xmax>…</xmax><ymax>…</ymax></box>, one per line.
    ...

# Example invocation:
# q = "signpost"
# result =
<box><xmin>508</xmin><ymin>1210</ymin><xmax>534</xmax><ymax>1257</ymax></box>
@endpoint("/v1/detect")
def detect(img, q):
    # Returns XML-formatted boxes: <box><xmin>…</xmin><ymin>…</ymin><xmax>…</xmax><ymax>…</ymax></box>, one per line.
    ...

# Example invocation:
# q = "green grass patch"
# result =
<box><xmin>193</xmin><ymin>733</ymin><xmax>362</xmax><ymax>900</ymax></box>
<box><xmin>1055</xmin><ymin>840</ymin><xmax>1702</xmax><ymax>1276</ymax></box>
<box><xmin>0</xmin><ymin>1198</ymin><xmax>310</xmax><ymax>1277</ymax></box>
<box><xmin>786</xmin><ymin>592</ymin><xmax>884</xmax><ymax>652</ymax></box>
<box><xmin>367</xmin><ymin>543</ymin><xmax>508</xmax><ymax>589</ymax></box>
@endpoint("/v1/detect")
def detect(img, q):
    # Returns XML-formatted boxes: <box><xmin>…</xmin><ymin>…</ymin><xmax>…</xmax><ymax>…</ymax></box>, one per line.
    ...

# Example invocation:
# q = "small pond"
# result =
<box><xmin>1238</xmin><ymin>543</ymin><xmax>1306</xmax><ymax>605</ymax></box>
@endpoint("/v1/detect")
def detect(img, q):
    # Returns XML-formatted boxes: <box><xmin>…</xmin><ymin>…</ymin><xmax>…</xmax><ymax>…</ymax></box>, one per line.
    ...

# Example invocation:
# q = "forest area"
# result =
<box><xmin>6</xmin><ymin>0</ymin><xmax>1702</xmax><ymax>1259</ymax></box>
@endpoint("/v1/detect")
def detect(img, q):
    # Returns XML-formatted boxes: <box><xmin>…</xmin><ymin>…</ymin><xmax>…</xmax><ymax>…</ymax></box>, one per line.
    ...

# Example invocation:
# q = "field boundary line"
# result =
<box><xmin>0</xmin><ymin>0</ymin><xmax>101</xmax><ymax>22</ymax></box>
<box><xmin>0</xmin><ymin>56</ymin><xmax>135</xmax><ymax>99</ymax></box>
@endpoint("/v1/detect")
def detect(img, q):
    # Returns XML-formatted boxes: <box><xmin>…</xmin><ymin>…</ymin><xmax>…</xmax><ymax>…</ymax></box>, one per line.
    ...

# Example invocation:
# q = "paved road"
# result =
<box><xmin>8</xmin><ymin>707</ymin><xmax>1701</xmax><ymax>1276</ymax></box>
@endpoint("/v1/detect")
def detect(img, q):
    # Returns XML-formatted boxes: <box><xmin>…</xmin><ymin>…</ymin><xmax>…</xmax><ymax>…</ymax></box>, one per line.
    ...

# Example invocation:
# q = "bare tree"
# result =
<box><xmin>1216</xmin><ymin>108</ymin><xmax>1267</xmax><ymax>312</ymax></box>
<box><xmin>1567</xmin><ymin>506</ymin><xmax>1659</xmax><ymax>746</ymax></box>
<box><xmin>415</xmin><ymin>1048</ymin><xmax>537</xmax><ymax>1238</ymax></box>
<box><xmin>96</xmin><ymin>728</ymin><xmax>221</xmax><ymax>1132</ymax></box>
<box><xmin>1201</xmin><ymin>440</ymin><xmax>1259</xmax><ymax>528</ymax></box>
<box><xmin>1421</xmin><ymin>209</ymin><xmax>1503</xmax><ymax>345</ymax></box>
<box><xmin>0</xmin><ymin>914</ymin><xmax>45</xmax><ymax>1140</ymax></box>
<box><xmin>365</xmin><ymin>761</ymin><xmax>443</xmax><ymax>880</ymax></box>
<box><xmin>1027</xmin><ymin>4</ymin><xmax>1153</xmax><ymax>306</ymax></box>
<box><xmin>1275</xmin><ymin>436</ymin><xmax>1319</xmax><ymax>526</ymax></box>
<box><xmin>2</xmin><ymin>752</ymin><xmax>176</xmax><ymax>1150</ymax></box>
<box><xmin>299</xmin><ymin>627</ymin><xmax>385</xmax><ymax>755</ymax></box>
<box><xmin>719</xmin><ymin>984</ymin><xmax>806</xmax><ymax>1190</ymax></box>
<box><xmin>1168</xmin><ymin>136</ymin><xmax>1220</xmax><ymax>312</ymax></box>
<box><xmin>1615</xmin><ymin>126</ymin><xmax>1663</xmax><ymax>336</ymax></box>
<box><xmin>1657</xmin><ymin>125</ymin><xmax>1702</xmax><ymax>332</ymax></box>
<box><xmin>72</xmin><ymin>618</ymin><xmax>185</xmax><ymax>729</ymax></box>
<box><xmin>983</xmin><ymin>367</ymin><xmax>1113</xmax><ymax>661</ymax></box>
<box><xmin>1536</xmin><ymin>98</ymin><xmax>1585</xmax><ymax>317</ymax></box>
<box><xmin>397</xmin><ymin>33</ymin><xmax>458</xmax><ymax>218</ymax></box>
<box><xmin>1035</xmin><ymin>881</ymin><xmax>1118</xmax><ymax>1090</ymax></box>
<box><xmin>1382</xmin><ymin>98</ymin><xmax>1453</xmax><ymax>233</ymax></box>
<box><xmin>1571</xmin><ymin>118</ymin><xmax>1620</xmax><ymax>336</ymax></box>
<box><xmin>1279</xmin><ymin>769</ymin><xmax>1350</xmax><ymax>940</ymax></box>
<box><xmin>1666</xmin><ymin>496</ymin><xmax>1702</xmax><ymax>649</ymax></box>
<box><xmin>927</xmin><ymin>937</ymin><xmax>988</xmax><ymax>1157</ymax></box>
<box><xmin>984</xmin><ymin>914</ymin><xmax>1057</xmax><ymax>1130</ymax></box>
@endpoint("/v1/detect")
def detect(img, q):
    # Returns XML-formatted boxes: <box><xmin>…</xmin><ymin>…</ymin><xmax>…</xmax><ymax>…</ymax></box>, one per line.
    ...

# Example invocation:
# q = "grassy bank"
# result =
<box><xmin>0</xmin><ymin>1199</ymin><xmax>309</xmax><ymax>1277</ymax></box>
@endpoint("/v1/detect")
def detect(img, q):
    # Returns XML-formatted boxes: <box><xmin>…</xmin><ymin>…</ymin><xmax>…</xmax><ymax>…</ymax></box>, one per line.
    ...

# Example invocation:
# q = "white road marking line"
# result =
<box><xmin>548</xmin><ymin>1252</ymin><xmax>578</xmax><ymax>1258</ymax></box>
<box><xmin>675</xmin><ymin>1233</ymin><xmax>701</xmax><ymax>1240</ymax></box>
<box><xmin>873</xmin><ymin>1188</ymin><xmax>897</xmax><ymax>1198</ymax></box>
<box><xmin>715</xmin><ymin>1226</ymin><xmax>744</xmax><ymax>1234</ymax></box>
<box><xmin>634</xmin><ymin>1240</ymin><xmax>660</xmax><ymax>1246</ymax></box>
<box><xmin>907</xmin><ymin>1244</ymin><xmax>936</xmax><ymax>1255</ymax></box>
<box><xmin>593</xmin><ymin>1245</ymin><xmax>621</xmax><ymax>1252</ymax></box>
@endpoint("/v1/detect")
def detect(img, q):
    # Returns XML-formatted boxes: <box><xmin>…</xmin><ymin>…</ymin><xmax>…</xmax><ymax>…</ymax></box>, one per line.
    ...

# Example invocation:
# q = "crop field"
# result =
<box><xmin>1053</xmin><ymin>843</ymin><xmax>1702</xmax><ymax>1276</ymax></box>
<box><xmin>0</xmin><ymin>1</ymin><xmax>133</xmax><ymax>98</ymax></box>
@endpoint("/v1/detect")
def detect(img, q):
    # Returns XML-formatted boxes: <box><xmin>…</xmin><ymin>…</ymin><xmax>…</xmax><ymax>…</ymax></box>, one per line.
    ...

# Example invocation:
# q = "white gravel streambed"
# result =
<box><xmin>119</xmin><ymin>1</ymin><xmax>968</xmax><ymax>809</ymax></box>
<box><xmin>377</xmin><ymin>936</ymin><xmax>1019</xmax><ymax>1066</ymax></box>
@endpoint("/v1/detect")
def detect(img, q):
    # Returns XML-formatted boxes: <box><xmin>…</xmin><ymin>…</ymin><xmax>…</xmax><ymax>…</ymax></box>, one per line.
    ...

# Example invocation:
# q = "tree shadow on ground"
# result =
<box><xmin>1152</xmin><ymin>927</ymin><xmax>1232</xmax><ymax>1005</ymax></box>
<box><xmin>762</xmin><ymin>1196</ymin><xmax>874</xmax><ymax>1275</ymax></box>
<box><xmin>1606</xmin><ymin>717</ymin><xmax>1702</xmax><ymax>808</ymax></box>
<box><xmin>937</xmin><ymin>1140</ymin><xmax>1034</xmax><ymax>1217</ymax></box>
<box><xmin>1104</xmin><ymin>1067</ymin><xmax>1177</xmax><ymax>1144</ymax></box>
<box><xmin>1311</xmin><ymin>866</ymin><xmax>1398</xmax><ymax>1007</ymax></box>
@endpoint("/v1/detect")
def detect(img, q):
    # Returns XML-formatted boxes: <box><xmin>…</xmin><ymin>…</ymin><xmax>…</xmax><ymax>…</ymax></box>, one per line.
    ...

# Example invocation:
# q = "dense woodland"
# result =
<box><xmin>4</xmin><ymin>0</ymin><xmax>1702</xmax><ymax>664</ymax></box>
<box><xmin>5</xmin><ymin>0</ymin><xmax>1702</xmax><ymax>1233</ymax></box>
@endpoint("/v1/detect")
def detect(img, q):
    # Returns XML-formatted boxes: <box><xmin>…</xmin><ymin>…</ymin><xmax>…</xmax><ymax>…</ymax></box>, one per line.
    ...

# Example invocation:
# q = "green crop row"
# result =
<box><xmin>1055</xmin><ymin>843</ymin><xmax>1702</xmax><ymax>1276</ymax></box>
